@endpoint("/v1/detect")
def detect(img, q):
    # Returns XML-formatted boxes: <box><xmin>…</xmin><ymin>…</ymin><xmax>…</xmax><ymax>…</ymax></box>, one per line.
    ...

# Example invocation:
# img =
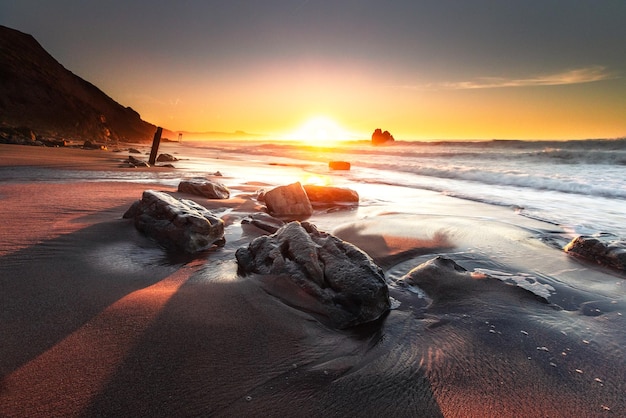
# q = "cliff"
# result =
<box><xmin>0</xmin><ymin>25</ymin><xmax>161</xmax><ymax>143</ymax></box>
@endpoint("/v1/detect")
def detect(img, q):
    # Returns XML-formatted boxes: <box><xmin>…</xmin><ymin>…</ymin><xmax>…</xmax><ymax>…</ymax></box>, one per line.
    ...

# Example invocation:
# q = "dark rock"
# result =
<box><xmin>241</xmin><ymin>212</ymin><xmax>285</xmax><ymax>234</ymax></box>
<box><xmin>40</xmin><ymin>138</ymin><xmax>67</xmax><ymax>147</ymax></box>
<box><xmin>128</xmin><ymin>148</ymin><xmax>141</xmax><ymax>154</ymax></box>
<box><xmin>156</xmin><ymin>153</ymin><xmax>178</xmax><ymax>162</ymax></box>
<box><xmin>126</xmin><ymin>155</ymin><xmax>149</xmax><ymax>167</ymax></box>
<box><xmin>371</xmin><ymin>128</ymin><xmax>395</xmax><ymax>145</ymax></box>
<box><xmin>235</xmin><ymin>221</ymin><xmax>390</xmax><ymax>329</ymax></box>
<box><xmin>329</xmin><ymin>161</ymin><xmax>351</xmax><ymax>170</ymax></box>
<box><xmin>123</xmin><ymin>190</ymin><xmax>225</xmax><ymax>253</ymax></box>
<box><xmin>16</xmin><ymin>127</ymin><xmax>37</xmax><ymax>142</ymax></box>
<box><xmin>83</xmin><ymin>140</ymin><xmax>106</xmax><ymax>150</ymax></box>
<box><xmin>564</xmin><ymin>234</ymin><xmax>626</xmax><ymax>271</ymax></box>
<box><xmin>0</xmin><ymin>126</ymin><xmax>36</xmax><ymax>145</ymax></box>
<box><xmin>178</xmin><ymin>178</ymin><xmax>230</xmax><ymax>199</ymax></box>
<box><xmin>303</xmin><ymin>184</ymin><xmax>359</xmax><ymax>207</ymax></box>
<box><xmin>400</xmin><ymin>256</ymin><xmax>551</xmax><ymax>306</ymax></box>
<box><xmin>263</xmin><ymin>182</ymin><xmax>313</xmax><ymax>220</ymax></box>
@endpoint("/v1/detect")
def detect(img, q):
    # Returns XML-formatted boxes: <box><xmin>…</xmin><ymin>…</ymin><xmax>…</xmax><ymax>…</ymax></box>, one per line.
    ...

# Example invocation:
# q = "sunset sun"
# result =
<box><xmin>287</xmin><ymin>116</ymin><xmax>354</xmax><ymax>146</ymax></box>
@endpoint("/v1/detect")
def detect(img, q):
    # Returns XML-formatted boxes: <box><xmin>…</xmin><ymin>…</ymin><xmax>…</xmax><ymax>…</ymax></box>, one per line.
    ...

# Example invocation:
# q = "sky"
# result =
<box><xmin>1</xmin><ymin>0</ymin><xmax>626</xmax><ymax>141</ymax></box>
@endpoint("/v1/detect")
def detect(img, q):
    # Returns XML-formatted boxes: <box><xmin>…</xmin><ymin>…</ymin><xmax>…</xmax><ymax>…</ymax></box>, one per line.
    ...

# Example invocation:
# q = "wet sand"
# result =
<box><xmin>1</xmin><ymin>144</ymin><xmax>625</xmax><ymax>417</ymax></box>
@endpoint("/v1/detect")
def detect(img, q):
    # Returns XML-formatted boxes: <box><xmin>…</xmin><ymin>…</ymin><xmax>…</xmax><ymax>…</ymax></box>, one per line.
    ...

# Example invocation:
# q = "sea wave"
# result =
<box><xmin>355</xmin><ymin>162</ymin><xmax>626</xmax><ymax>200</ymax></box>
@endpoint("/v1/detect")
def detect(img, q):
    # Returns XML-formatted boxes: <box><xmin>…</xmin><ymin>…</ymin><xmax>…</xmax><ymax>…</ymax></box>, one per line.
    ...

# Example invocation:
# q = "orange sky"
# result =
<box><xmin>3</xmin><ymin>2</ymin><xmax>626</xmax><ymax>140</ymax></box>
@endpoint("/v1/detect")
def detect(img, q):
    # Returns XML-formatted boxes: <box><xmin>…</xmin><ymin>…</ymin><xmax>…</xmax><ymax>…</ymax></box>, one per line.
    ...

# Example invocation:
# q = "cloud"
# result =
<box><xmin>403</xmin><ymin>66</ymin><xmax>618</xmax><ymax>91</ymax></box>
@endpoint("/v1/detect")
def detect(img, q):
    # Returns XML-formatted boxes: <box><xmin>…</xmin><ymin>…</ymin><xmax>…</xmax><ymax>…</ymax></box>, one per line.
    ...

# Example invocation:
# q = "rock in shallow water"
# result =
<box><xmin>123</xmin><ymin>190</ymin><xmax>225</xmax><ymax>253</ymax></box>
<box><xmin>240</xmin><ymin>212</ymin><xmax>285</xmax><ymax>234</ymax></box>
<box><xmin>263</xmin><ymin>182</ymin><xmax>313</xmax><ymax>220</ymax></box>
<box><xmin>178</xmin><ymin>178</ymin><xmax>230</xmax><ymax>199</ymax></box>
<box><xmin>235</xmin><ymin>221</ymin><xmax>390</xmax><ymax>329</ymax></box>
<box><xmin>564</xmin><ymin>234</ymin><xmax>626</xmax><ymax>271</ymax></box>
<box><xmin>303</xmin><ymin>184</ymin><xmax>359</xmax><ymax>207</ymax></box>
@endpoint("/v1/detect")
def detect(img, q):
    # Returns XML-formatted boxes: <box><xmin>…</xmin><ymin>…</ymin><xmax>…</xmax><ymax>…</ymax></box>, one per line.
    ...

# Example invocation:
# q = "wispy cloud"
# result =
<box><xmin>403</xmin><ymin>66</ymin><xmax>618</xmax><ymax>91</ymax></box>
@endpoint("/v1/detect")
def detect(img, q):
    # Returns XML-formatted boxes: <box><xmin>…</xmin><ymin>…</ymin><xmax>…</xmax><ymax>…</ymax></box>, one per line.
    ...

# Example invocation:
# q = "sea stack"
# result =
<box><xmin>371</xmin><ymin>128</ymin><xmax>395</xmax><ymax>145</ymax></box>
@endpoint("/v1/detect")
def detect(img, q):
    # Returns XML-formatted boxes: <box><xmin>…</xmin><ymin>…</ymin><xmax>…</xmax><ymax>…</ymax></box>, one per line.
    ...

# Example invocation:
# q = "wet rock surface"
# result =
<box><xmin>156</xmin><ymin>153</ymin><xmax>178</xmax><ymax>162</ymax></box>
<box><xmin>263</xmin><ymin>182</ymin><xmax>313</xmax><ymax>220</ymax></box>
<box><xmin>564</xmin><ymin>234</ymin><xmax>626</xmax><ymax>272</ymax></box>
<box><xmin>303</xmin><ymin>184</ymin><xmax>359</xmax><ymax>207</ymax></box>
<box><xmin>123</xmin><ymin>190</ymin><xmax>225</xmax><ymax>253</ymax></box>
<box><xmin>178</xmin><ymin>178</ymin><xmax>230</xmax><ymax>199</ymax></box>
<box><xmin>235</xmin><ymin>221</ymin><xmax>390</xmax><ymax>329</ymax></box>
<box><xmin>241</xmin><ymin>212</ymin><xmax>285</xmax><ymax>234</ymax></box>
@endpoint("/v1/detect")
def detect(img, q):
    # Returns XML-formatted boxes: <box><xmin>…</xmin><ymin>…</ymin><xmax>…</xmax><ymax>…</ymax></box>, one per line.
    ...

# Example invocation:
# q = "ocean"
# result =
<box><xmin>182</xmin><ymin>138</ymin><xmax>626</xmax><ymax>240</ymax></box>
<box><xmin>2</xmin><ymin>138</ymin><xmax>624</xmax><ymax>241</ymax></box>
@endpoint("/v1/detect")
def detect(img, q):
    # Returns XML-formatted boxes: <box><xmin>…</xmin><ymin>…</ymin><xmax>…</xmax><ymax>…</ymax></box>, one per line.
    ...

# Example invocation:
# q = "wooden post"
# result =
<box><xmin>148</xmin><ymin>126</ymin><xmax>163</xmax><ymax>165</ymax></box>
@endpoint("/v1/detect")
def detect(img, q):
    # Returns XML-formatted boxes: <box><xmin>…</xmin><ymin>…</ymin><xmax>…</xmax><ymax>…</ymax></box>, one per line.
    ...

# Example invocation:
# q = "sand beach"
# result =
<box><xmin>1</xmin><ymin>143</ymin><xmax>625</xmax><ymax>417</ymax></box>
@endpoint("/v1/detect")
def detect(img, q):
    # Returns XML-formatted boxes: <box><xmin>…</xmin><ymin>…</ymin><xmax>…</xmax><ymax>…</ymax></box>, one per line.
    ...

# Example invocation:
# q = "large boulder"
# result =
<box><xmin>564</xmin><ymin>234</ymin><xmax>626</xmax><ymax>271</ymax></box>
<box><xmin>123</xmin><ymin>190</ymin><xmax>225</xmax><ymax>253</ymax></box>
<box><xmin>371</xmin><ymin>128</ymin><xmax>395</xmax><ymax>145</ymax></box>
<box><xmin>303</xmin><ymin>184</ymin><xmax>359</xmax><ymax>208</ymax></box>
<box><xmin>178</xmin><ymin>178</ymin><xmax>230</xmax><ymax>199</ymax></box>
<box><xmin>235</xmin><ymin>221</ymin><xmax>390</xmax><ymax>329</ymax></box>
<box><xmin>263</xmin><ymin>182</ymin><xmax>313</xmax><ymax>220</ymax></box>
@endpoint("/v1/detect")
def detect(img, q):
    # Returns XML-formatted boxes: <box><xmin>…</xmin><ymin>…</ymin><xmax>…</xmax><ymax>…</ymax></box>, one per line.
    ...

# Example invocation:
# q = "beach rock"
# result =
<box><xmin>371</xmin><ymin>128</ymin><xmax>395</xmax><ymax>145</ymax></box>
<box><xmin>235</xmin><ymin>221</ymin><xmax>390</xmax><ymax>329</ymax></box>
<box><xmin>329</xmin><ymin>161</ymin><xmax>351</xmax><ymax>170</ymax></box>
<box><xmin>303</xmin><ymin>184</ymin><xmax>359</xmax><ymax>207</ymax></box>
<box><xmin>123</xmin><ymin>190</ymin><xmax>225</xmax><ymax>253</ymax></box>
<box><xmin>126</xmin><ymin>155</ymin><xmax>150</xmax><ymax>167</ymax></box>
<box><xmin>39</xmin><ymin>138</ymin><xmax>67</xmax><ymax>147</ymax></box>
<box><xmin>241</xmin><ymin>212</ymin><xmax>285</xmax><ymax>234</ymax></box>
<box><xmin>178</xmin><ymin>178</ymin><xmax>230</xmax><ymax>199</ymax></box>
<box><xmin>263</xmin><ymin>182</ymin><xmax>313</xmax><ymax>220</ymax></box>
<box><xmin>400</xmin><ymin>256</ymin><xmax>551</xmax><ymax>306</ymax></box>
<box><xmin>157</xmin><ymin>153</ymin><xmax>178</xmax><ymax>162</ymax></box>
<box><xmin>83</xmin><ymin>140</ymin><xmax>107</xmax><ymax>150</ymax></box>
<box><xmin>128</xmin><ymin>148</ymin><xmax>141</xmax><ymax>154</ymax></box>
<box><xmin>564</xmin><ymin>235</ymin><xmax>626</xmax><ymax>271</ymax></box>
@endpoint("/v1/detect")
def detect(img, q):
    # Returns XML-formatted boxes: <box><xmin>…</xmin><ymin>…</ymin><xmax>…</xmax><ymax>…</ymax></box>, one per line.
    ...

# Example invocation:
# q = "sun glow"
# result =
<box><xmin>285</xmin><ymin>116</ymin><xmax>355</xmax><ymax>146</ymax></box>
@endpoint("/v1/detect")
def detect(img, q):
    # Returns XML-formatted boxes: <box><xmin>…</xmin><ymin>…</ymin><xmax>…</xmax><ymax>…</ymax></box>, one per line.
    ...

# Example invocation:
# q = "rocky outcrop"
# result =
<box><xmin>178</xmin><ymin>178</ymin><xmax>230</xmax><ymax>199</ymax></box>
<box><xmin>303</xmin><ymin>185</ymin><xmax>359</xmax><ymax>207</ymax></box>
<box><xmin>564</xmin><ymin>234</ymin><xmax>626</xmax><ymax>271</ymax></box>
<box><xmin>371</xmin><ymin>128</ymin><xmax>395</xmax><ymax>145</ymax></box>
<box><xmin>235</xmin><ymin>221</ymin><xmax>390</xmax><ymax>329</ymax></box>
<box><xmin>263</xmin><ymin>182</ymin><xmax>313</xmax><ymax>220</ymax></box>
<box><xmin>0</xmin><ymin>126</ymin><xmax>67</xmax><ymax>146</ymax></box>
<box><xmin>123</xmin><ymin>190</ymin><xmax>225</xmax><ymax>253</ymax></box>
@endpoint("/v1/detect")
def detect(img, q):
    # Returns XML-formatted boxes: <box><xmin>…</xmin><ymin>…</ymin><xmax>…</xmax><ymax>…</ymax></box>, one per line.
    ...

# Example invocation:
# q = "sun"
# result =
<box><xmin>286</xmin><ymin>116</ymin><xmax>354</xmax><ymax>146</ymax></box>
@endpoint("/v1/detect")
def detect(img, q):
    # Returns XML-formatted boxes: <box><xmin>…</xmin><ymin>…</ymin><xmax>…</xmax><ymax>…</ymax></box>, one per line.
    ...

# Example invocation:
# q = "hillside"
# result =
<box><xmin>0</xmin><ymin>25</ymin><xmax>164</xmax><ymax>144</ymax></box>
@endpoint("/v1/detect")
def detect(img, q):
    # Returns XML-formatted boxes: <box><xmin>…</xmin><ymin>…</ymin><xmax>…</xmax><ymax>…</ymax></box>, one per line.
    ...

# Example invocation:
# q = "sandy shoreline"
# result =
<box><xmin>1</xmin><ymin>144</ymin><xmax>625</xmax><ymax>417</ymax></box>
